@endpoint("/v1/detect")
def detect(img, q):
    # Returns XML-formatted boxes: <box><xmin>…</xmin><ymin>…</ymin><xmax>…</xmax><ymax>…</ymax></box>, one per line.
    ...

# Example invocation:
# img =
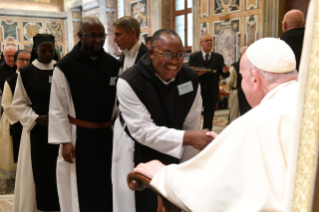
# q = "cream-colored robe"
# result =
<box><xmin>150</xmin><ymin>80</ymin><xmax>298</xmax><ymax>212</ymax></box>
<box><xmin>0</xmin><ymin>81</ymin><xmax>18</xmax><ymax>171</ymax></box>
<box><xmin>226</xmin><ymin>65</ymin><xmax>240</xmax><ymax>123</ymax></box>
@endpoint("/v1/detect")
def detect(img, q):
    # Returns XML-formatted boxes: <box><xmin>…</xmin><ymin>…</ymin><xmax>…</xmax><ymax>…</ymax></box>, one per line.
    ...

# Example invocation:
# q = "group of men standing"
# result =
<box><xmin>0</xmin><ymin>7</ymin><xmax>306</xmax><ymax>212</ymax></box>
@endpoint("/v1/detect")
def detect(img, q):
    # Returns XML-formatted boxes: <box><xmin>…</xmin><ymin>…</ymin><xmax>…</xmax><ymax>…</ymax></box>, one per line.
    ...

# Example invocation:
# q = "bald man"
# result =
<box><xmin>280</xmin><ymin>9</ymin><xmax>305</xmax><ymax>71</ymax></box>
<box><xmin>49</xmin><ymin>16</ymin><xmax>120</xmax><ymax>212</ymax></box>
<box><xmin>0</xmin><ymin>46</ymin><xmax>17</xmax><ymax>94</ymax></box>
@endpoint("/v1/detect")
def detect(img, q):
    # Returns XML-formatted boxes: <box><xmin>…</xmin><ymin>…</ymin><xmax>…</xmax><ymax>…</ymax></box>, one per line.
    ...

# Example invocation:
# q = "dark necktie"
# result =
<box><xmin>204</xmin><ymin>54</ymin><xmax>209</xmax><ymax>67</ymax></box>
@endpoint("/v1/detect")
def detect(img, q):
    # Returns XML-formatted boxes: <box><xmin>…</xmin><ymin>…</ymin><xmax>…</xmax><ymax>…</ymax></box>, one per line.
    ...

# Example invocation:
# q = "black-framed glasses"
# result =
<box><xmin>18</xmin><ymin>58</ymin><xmax>30</xmax><ymax>62</ymax></box>
<box><xmin>153</xmin><ymin>49</ymin><xmax>185</xmax><ymax>61</ymax></box>
<box><xmin>83</xmin><ymin>33</ymin><xmax>107</xmax><ymax>40</ymax></box>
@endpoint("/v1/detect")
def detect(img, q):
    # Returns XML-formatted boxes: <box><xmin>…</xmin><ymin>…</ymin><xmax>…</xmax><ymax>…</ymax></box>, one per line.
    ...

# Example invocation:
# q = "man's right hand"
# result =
<box><xmin>36</xmin><ymin>115</ymin><xmax>48</xmax><ymax>128</ymax></box>
<box><xmin>197</xmin><ymin>71</ymin><xmax>207</xmax><ymax>76</ymax></box>
<box><xmin>62</xmin><ymin>142</ymin><xmax>76</xmax><ymax>163</ymax></box>
<box><xmin>183</xmin><ymin>129</ymin><xmax>214</xmax><ymax>150</ymax></box>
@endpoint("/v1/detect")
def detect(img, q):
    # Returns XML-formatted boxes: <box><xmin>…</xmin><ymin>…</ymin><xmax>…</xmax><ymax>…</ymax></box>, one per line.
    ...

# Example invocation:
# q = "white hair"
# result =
<box><xmin>250</xmin><ymin>64</ymin><xmax>298</xmax><ymax>84</ymax></box>
<box><xmin>4</xmin><ymin>45</ymin><xmax>17</xmax><ymax>55</ymax></box>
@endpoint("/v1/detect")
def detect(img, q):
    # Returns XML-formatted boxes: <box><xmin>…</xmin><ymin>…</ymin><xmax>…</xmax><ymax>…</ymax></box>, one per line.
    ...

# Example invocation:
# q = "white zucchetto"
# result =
<box><xmin>246</xmin><ymin>37</ymin><xmax>296</xmax><ymax>73</ymax></box>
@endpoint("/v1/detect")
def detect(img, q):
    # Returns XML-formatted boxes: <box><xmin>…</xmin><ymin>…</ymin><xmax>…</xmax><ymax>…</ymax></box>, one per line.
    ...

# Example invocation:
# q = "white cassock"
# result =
<box><xmin>112</xmin><ymin>78</ymin><xmax>202</xmax><ymax>212</ymax></box>
<box><xmin>226</xmin><ymin>65</ymin><xmax>240</xmax><ymax>123</ymax></box>
<box><xmin>48</xmin><ymin>67</ymin><xmax>79</xmax><ymax>212</ymax></box>
<box><xmin>150</xmin><ymin>80</ymin><xmax>298</xmax><ymax>212</ymax></box>
<box><xmin>0</xmin><ymin>80</ymin><xmax>18</xmax><ymax>172</ymax></box>
<box><xmin>12</xmin><ymin>60</ymin><xmax>56</xmax><ymax>212</ymax></box>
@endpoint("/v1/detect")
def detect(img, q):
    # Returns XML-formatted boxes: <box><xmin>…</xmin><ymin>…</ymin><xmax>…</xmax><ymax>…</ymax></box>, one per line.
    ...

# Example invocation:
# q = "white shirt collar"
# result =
<box><xmin>260</xmin><ymin>80</ymin><xmax>297</xmax><ymax>104</ymax></box>
<box><xmin>155</xmin><ymin>73</ymin><xmax>175</xmax><ymax>85</ymax></box>
<box><xmin>32</xmin><ymin>59</ymin><xmax>56</xmax><ymax>70</ymax></box>
<box><xmin>201</xmin><ymin>50</ymin><xmax>212</xmax><ymax>60</ymax></box>
<box><xmin>124</xmin><ymin>40</ymin><xmax>142</xmax><ymax>57</ymax></box>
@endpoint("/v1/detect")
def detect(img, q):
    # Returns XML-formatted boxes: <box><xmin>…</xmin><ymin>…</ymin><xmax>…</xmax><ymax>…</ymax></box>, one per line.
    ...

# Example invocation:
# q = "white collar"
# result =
<box><xmin>32</xmin><ymin>59</ymin><xmax>56</xmax><ymax>70</ymax></box>
<box><xmin>124</xmin><ymin>40</ymin><xmax>142</xmax><ymax>57</ymax></box>
<box><xmin>155</xmin><ymin>73</ymin><xmax>175</xmax><ymax>85</ymax></box>
<box><xmin>260</xmin><ymin>80</ymin><xmax>297</xmax><ymax>104</ymax></box>
<box><xmin>201</xmin><ymin>50</ymin><xmax>211</xmax><ymax>58</ymax></box>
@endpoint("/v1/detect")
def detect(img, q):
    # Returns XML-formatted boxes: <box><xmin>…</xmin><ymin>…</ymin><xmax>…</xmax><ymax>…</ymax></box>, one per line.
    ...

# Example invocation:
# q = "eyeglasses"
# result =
<box><xmin>201</xmin><ymin>39</ymin><xmax>213</xmax><ymax>43</ymax></box>
<box><xmin>82</xmin><ymin>33</ymin><xmax>108</xmax><ymax>40</ymax></box>
<box><xmin>4</xmin><ymin>55</ymin><xmax>14</xmax><ymax>58</ymax></box>
<box><xmin>18</xmin><ymin>58</ymin><xmax>30</xmax><ymax>62</ymax></box>
<box><xmin>153</xmin><ymin>49</ymin><xmax>185</xmax><ymax>61</ymax></box>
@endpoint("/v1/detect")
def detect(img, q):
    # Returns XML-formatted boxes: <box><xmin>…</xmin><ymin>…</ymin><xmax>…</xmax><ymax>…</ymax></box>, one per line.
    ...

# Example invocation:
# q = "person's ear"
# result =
<box><xmin>131</xmin><ymin>29</ymin><xmax>136</xmax><ymax>38</ymax></box>
<box><xmin>33</xmin><ymin>48</ymin><xmax>38</xmax><ymax>55</ymax></box>
<box><xmin>302</xmin><ymin>21</ymin><xmax>305</xmax><ymax>27</ymax></box>
<box><xmin>251</xmin><ymin>69</ymin><xmax>260</xmax><ymax>91</ymax></box>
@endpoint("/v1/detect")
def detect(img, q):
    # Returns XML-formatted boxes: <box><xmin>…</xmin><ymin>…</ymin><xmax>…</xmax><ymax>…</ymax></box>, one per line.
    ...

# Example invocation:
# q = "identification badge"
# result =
<box><xmin>213</xmin><ymin>69</ymin><xmax>218</xmax><ymax>73</ymax></box>
<box><xmin>110</xmin><ymin>77</ymin><xmax>117</xmax><ymax>86</ymax></box>
<box><xmin>177</xmin><ymin>81</ymin><xmax>193</xmax><ymax>96</ymax></box>
<box><xmin>49</xmin><ymin>76</ymin><xmax>52</xmax><ymax>83</ymax></box>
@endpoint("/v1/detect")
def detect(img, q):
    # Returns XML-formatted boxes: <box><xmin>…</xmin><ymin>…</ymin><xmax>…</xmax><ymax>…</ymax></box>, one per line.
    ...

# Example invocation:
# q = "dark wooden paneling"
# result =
<box><xmin>286</xmin><ymin>0</ymin><xmax>310</xmax><ymax>20</ymax></box>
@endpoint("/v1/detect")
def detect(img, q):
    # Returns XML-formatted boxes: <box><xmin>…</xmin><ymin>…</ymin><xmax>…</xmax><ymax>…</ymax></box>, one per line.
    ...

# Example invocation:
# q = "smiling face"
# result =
<box><xmin>79</xmin><ymin>21</ymin><xmax>106</xmax><ymax>56</ymax></box>
<box><xmin>149</xmin><ymin>34</ymin><xmax>184</xmax><ymax>82</ymax></box>
<box><xmin>4</xmin><ymin>47</ymin><xmax>16</xmax><ymax>68</ymax></box>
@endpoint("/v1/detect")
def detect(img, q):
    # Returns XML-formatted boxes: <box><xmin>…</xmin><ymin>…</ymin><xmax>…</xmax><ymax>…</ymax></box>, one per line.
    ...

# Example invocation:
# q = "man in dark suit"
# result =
<box><xmin>188</xmin><ymin>34</ymin><xmax>229</xmax><ymax>130</ymax></box>
<box><xmin>113</xmin><ymin>16</ymin><xmax>149</xmax><ymax>74</ymax></box>
<box><xmin>280</xmin><ymin>9</ymin><xmax>305</xmax><ymax>71</ymax></box>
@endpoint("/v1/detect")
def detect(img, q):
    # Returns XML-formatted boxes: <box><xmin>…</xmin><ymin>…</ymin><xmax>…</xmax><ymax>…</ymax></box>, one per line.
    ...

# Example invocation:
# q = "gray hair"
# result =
<box><xmin>250</xmin><ymin>64</ymin><xmax>298</xmax><ymax>84</ymax></box>
<box><xmin>113</xmin><ymin>16</ymin><xmax>140</xmax><ymax>38</ymax></box>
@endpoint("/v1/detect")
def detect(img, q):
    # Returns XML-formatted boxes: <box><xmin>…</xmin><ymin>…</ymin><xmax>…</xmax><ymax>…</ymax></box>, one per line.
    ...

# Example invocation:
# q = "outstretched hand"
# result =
<box><xmin>36</xmin><ymin>115</ymin><xmax>48</xmax><ymax>128</ymax></box>
<box><xmin>133</xmin><ymin>160</ymin><xmax>166</xmax><ymax>179</ymax></box>
<box><xmin>184</xmin><ymin>129</ymin><xmax>214</xmax><ymax>150</ymax></box>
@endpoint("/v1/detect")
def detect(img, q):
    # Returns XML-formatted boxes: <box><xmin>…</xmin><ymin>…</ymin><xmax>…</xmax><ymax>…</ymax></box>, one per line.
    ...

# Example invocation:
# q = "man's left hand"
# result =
<box><xmin>133</xmin><ymin>160</ymin><xmax>166</xmax><ymax>179</ymax></box>
<box><xmin>223</xmin><ymin>66</ymin><xmax>229</xmax><ymax>73</ymax></box>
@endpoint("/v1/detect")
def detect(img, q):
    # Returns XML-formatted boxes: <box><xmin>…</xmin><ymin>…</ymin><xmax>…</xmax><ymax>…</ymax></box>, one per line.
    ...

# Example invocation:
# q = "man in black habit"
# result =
<box><xmin>0</xmin><ymin>45</ymin><xmax>17</xmax><ymax>101</ymax></box>
<box><xmin>280</xmin><ymin>9</ymin><xmax>305</xmax><ymax>71</ymax></box>
<box><xmin>49</xmin><ymin>16</ymin><xmax>120</xmax><ymax>212</ymax></box>
<box><xmin>188</xmin><ymin>34</ymin><xmax>229</xmax><ymax>130</ymax></box>
<box><xmin>112</xmin><ymin>29</ymin><xmax>213</xmax><ymax>212</ymax></box>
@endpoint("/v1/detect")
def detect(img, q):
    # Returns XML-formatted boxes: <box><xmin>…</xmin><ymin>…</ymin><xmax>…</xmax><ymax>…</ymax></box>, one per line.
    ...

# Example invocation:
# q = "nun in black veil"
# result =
<box><xmin>12</xmin><ymin>34</ymin><xmax>60</xmax><ymax>212</ymax></box>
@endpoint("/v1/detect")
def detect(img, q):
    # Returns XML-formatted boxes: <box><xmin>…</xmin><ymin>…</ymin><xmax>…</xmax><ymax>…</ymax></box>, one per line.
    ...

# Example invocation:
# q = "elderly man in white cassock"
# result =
<box><xmin>134</xmin><ymin>37</ymin><xmax>298</xmax><ymax>212</ymax></box>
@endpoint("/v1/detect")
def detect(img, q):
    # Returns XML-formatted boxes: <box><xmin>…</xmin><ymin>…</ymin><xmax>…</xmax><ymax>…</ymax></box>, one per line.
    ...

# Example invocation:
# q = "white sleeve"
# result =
<box><xmin>2</xmin><ymin>81</ymin><xmax>19</xmax><ymax>125</ymax></box>
<box><xmin>48</xmin><ymin>67</ymin><xmax>72</xmax><ymax>144</ymax></box>
<box><xmin>12</xmin><ymin>73</ymin><xmax>38</xmax><ymax>132</ymax></box>
<box><xmin>117</xmin><ymin>78</ymin><xmax>185</xmax><ymax>159</ymax></box>
<box><xmin>180</xmin><ymin>85</ymin><xmax>202</xmax><ymax>162</ymax></box>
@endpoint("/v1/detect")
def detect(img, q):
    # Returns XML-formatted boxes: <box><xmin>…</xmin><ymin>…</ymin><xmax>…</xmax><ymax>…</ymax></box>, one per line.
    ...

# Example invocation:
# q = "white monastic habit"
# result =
<box><xmin>226</xmin><ymin>65</ymin><xmax>240</xmax><ymax>122</ymax></box>
<box><xmin>48</xmin><ymin>67</ymin><xmax>79</xmax><ymax>212</ymax></box>
<box><xmin>112</xmin><ymin>77</ymin><xmax>201</xmax><ymax>212</ymax></box>
<box><xmin>0</xmin><ymin>79</ymin><xmax>18</xmax><ymax>172</ymax></box>
<box><xmin>12</xmin><ymin>59</ymin><xmax>56</xmax><ymax>212</ymax></box>
<box><xmin>150</xmin><ymin>80</ymin><xmax>298</xmax><ymax>212</ymax></box>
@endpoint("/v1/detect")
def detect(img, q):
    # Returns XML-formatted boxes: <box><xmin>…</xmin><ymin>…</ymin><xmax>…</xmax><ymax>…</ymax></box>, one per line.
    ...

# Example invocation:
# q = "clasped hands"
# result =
<box><xmin>134</xmin><ymin>130</ymin><xmax>218</xmax><ymax>179</ymax></box>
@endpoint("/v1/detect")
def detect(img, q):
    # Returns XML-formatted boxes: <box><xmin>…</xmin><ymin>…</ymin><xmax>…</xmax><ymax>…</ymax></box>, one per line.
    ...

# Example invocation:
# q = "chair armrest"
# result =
<box><xmin>127</xmin><ymin>172</ymin><xmax>181</xmax><ymax>212</ymax></box>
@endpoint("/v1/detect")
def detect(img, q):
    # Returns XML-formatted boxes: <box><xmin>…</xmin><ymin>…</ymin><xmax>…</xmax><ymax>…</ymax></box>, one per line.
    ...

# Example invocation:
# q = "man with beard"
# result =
<box><xmin>49</xmin><ymin>16</ymin><xmax>120</xmax><ymax>212</ymax></box>
<box><xmin>113</xmin><ymin>16</ymin><xmax>148</xmax><ymax>74</ymax></box>
<box><xmin>112</xmin><ymin>29</ymin><xmax>213</xmax><ymax>212</ymax></box>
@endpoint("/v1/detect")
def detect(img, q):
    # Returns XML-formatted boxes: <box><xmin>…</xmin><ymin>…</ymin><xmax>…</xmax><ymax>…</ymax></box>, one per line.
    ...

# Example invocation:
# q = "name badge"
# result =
<box><xmin>49</xmin><ymin>76</ymin><xmax>52</xmax><ymax>83</ymax></box>
<box><xmin>110</xmin><ymin>77</ymin><xmax>117</xmax><ymax>86</ymax></box>
<box><xmin>177</xmin><ymin>81</ymin><xmax>193</xmax><ymax>96</ymax></box>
